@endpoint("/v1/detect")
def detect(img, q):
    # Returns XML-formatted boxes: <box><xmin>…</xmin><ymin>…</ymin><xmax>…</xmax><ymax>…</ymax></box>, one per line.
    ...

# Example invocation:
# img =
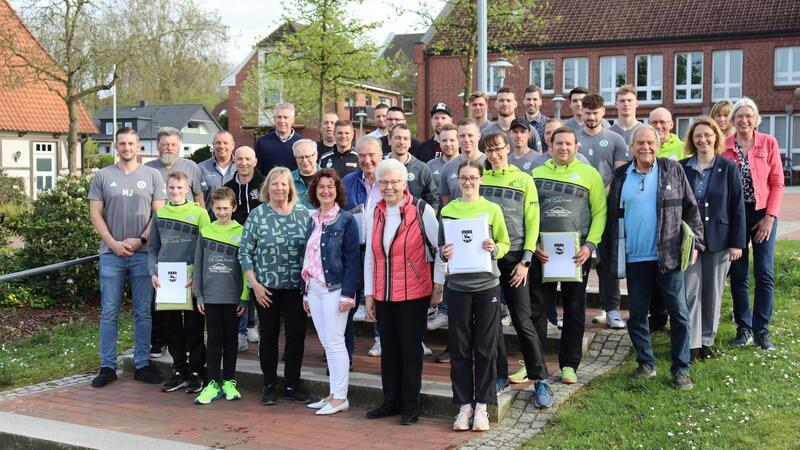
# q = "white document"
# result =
<box><xmin>352</xmin><ymin>211</ymin><xmax>366</xmax><ymax>245</ymax></box>
<box><xmin>156</xmin><ymin>262</ymin><xmax>189</xmax><ymax>304</ymax></box>
<box><xmin>443</xmin><ymin>216</ymin><xmax>492</xmax><ymax>274</ymax></box>
<box><xmin>540</xmin><ymin>232</ymin><xmax>581</xmax><ymax>282</ymax></box>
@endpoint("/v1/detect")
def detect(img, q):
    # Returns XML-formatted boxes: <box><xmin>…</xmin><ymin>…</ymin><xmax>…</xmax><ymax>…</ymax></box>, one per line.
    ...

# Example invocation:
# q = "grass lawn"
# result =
<box><xmin>0</xmin><ymin>314</ymin><xmax>133</xmax><ymax>390</ymax></box>
<box><xmin>529</xmin><ymin>241</ymin><xmax>800</xmax><ymax>449</ymax></box>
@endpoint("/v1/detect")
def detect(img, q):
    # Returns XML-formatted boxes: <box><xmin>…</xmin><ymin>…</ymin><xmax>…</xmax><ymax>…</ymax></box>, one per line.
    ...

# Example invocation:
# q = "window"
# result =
<box><xmin>599</xmin><ymin>56</ymin><xmax>627</xmax><ymax>104</ymax></box>
<box><xmin>635</xmin><ymin>54</ymin><xmax>663</xmax><ymax>103</ymax></box>
<box><xmin>529</xmin><ymin>59</ymin><xmax>555</xmax><ymax>94</ymax></box>
<box><xmin>713</xmin><ymin>50</ymin><xmax>743</xmax><ymax>100</ymax></box>
<box><xmin>562</xmin><ymin>57</ymin><xmax>588</xmax><ymax>93</ymax></box>
<box><xmin>33</xmin><ymin>142</ymin><xmax>56</xmax><ymax>197</ymax></box>
<box><xmin>34</xmin><ymin>143</ymin><xmax>54</xmax><ymax>152</ymax></box>
<box><xmin>379</xmin><ymin>96</ymin><xmax>391</xmax><ymax>106</ymax></box>
<box><xmin>402</xmin><ymin>97</ymin><xmax>413</xmax><ymax>113</ymax></box>
<box><xmin>675</xmin><ymin>117</ymin><xmax>695</xmax><ymax>141</ymax></box>
<box><xmin>775</xmin><ymin>47</ymin><xmax>800</xmax><ymax>86</ymax></box>
<box><xmin>365</xmin><ymin>95</ymin><xmax>372</xmax><ymax>107</ymax></box>
<box><xmin>345</xmin><ymin>93</ymin><xmax>355</xmax><ymax>107</ymax></box>
<box><xmin>675</xmin><ymin>52</ymin><xmax>703</xmax><ymax>103</ymax></box>
<box><xmin>124</xmin><ymin>121</ymin><xmax>133</xmax><ymax>129</ymax></box>
<box><xmin>758</xmin><ymin>115</ymin><xmax>788</xmax><ymax>154</ymax></box>
<box><xmin>105</xmin><ymin>122</ymin><xmax>113</xmax><ymax>135</ymax></box>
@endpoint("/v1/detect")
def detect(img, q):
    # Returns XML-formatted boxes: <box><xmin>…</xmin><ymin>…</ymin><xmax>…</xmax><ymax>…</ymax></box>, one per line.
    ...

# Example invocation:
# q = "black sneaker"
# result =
<box><xmin>731</xmin><ymin>328</ymin><xmax>753</xmax><ymax>347</ymax></box>
<box><xmin>91</xmin><ymin>367</ymin><xmax>117</xmax><ymax>388</ymax></box>
<box><xmin>754</xmin><ymin>331</ymin><xmax>776</xmax><ymax>350</ymax></box>
<box><xmin>366</xmin><ymin>404</ymin><xmax>402</xmax><ymax>419</ymax></box>
<box><xmin>260</xmin><ymin>385</ymin><xmax>278</xmax><ymax>405</ymax></box>
<box><xmin>672</xmin><ymin>372</ymin><xmax>693</xmax><ymax>390</ymax></box>
<box><xmin>282</xmin><ymin>386</ymin><xmax>310</xmax><ymax>404</ymax></box>
<box><xmin>700</xmin><ymin>345</ymin><xmax>715</xmax><ymax>359</ymax></box>
<box><xmin>435</xmin><ymin>350</ymin><xmax>451</xmax><ymax>363</ymax></box>
<box><xmin>149</xmin><ymin>345</ymin><xmax>166</xmax><ymax>358</ymax></box>
<box><xmin>162</xmin><ymin>371</ymin><xmax>188</xmax><ymax>392</ymax></box>
<box><xmin>185</xmin><ymin>372</ymin><xmax>203</xmax><ymax>394</ymax></box>
<box><xmin>134</xmin><ymin>364</ymin><xmax>162</xmax><ymax>384</ymax></box>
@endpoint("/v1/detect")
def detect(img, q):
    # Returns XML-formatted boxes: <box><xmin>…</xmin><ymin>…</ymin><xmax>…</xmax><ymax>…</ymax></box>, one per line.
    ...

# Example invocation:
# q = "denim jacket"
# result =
<box><xmin>303</xmin><ymin>208</ymin><xmax>361</xmax><ymax>298</ymax></box>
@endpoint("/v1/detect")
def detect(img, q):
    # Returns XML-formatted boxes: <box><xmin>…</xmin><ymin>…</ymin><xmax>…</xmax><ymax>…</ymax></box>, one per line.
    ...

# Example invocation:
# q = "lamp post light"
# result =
<box><xmin>493</xmin><ymin>59</ymin><xmax>513</xmax><ymax>91</ymax></box>
<box><xmin>786</xmin><ymin>103</ymin><xmax>795</xmax><ymax>185</ymax></box>
<box><xmin>355</xmin><ymin>110</ymin><xmax>367</xmax><ymax>137</ymax></box>
<box><xmin>552</xmin><ymin>95</ymin><xmax>566</xmax><ymax>120</ymax></box>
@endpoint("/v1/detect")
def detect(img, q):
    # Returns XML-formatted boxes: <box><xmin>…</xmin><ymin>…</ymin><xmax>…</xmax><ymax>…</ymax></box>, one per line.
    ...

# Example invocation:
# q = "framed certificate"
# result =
<box><xmin>540</xmin><ymin>232</ymin><xmax>582</xmax><ymax>282</ymax></box>
<box><xmin>443</xmin><ymin>216</ymin><xmax>493</xmax><ymax>274</ymax></box>
<box><xmin>155</xmin><ymin>262</ymin><xmax>193</xmax><ymax>311</ymax></box>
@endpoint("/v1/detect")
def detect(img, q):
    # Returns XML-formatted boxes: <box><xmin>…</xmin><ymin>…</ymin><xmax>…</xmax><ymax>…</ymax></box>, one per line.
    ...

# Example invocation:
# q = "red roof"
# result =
<box><xmin>428</xmin><ymin>0</ymin><xmax>800</xmax><ymax>51</ymax></box>
<box><xmin>0</xmin><ymin>0</ymin><xmax>96</xmax><ymax>134</ymax></box>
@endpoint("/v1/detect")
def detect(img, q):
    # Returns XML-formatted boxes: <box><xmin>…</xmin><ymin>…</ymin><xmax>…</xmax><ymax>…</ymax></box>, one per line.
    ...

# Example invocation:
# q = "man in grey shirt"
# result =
<box><xmin>564</xmin><ymin>87</ymin><xmax>611</xmax><ymax>132</ymax></box>
<box><xmin>388</xmin><ymin>123</ymin><xmax>439</xmax><ymax>210</ymax></box>
<box><xmin>480</xmin><ymin>86</ymin><xmax>541</xmax><ymax>152</ymax></box>
<box><xmin>88</xmin><ymin>127</ymin><xmax>166</xmax><ymax>388</ymax></box>
<box><xmin>145</xmin><ymin>127</ymin><xmax>205</xmax><ymax>206</ymax></box>
<box><xmin>575</xmin><ymin>94</ymin><xmax>627</xmax><ymax>186</ymax></box>
<box><xmin>609</xmin><ymin>85</ymin><xmax>643</xmax><ymax>169</ymax></box>
<box><xmin>427</xmin><ymin>123</ymin><xmax>460</xmax><ymax>193</ymax></box>
<box><xmin>198</xmin><ymin>130</ymin><xmax>236</xmax><ymax>209</ymax></box>
<box><xmin>440</xmin><ymin>119</ymin><xmax>486</xmax><ymax>205</ymax></box>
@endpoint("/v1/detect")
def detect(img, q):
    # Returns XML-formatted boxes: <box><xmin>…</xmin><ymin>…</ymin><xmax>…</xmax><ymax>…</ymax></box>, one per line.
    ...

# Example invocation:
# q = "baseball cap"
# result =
<box><xmin>510</xmin><ymin>117</ymin><xmax>530</xmax><ymax>131</ymax></box>
<box><xmin>430</xmin><ymin>102</ymin><xmax>452</xmax><ymax>117</ymax></box>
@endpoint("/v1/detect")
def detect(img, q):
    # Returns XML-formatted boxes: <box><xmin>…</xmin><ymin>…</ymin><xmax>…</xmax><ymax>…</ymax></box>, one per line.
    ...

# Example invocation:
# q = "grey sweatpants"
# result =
<box><xmin>684</xmin><ymin>249</ymin><xmax>731</xmax><ymax>348</ymax></box>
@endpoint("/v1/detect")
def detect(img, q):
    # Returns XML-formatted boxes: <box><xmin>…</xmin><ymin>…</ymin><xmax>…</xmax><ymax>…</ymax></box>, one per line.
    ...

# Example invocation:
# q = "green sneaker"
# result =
<box><xmin>509</xmin><ymin>361</ymin><xmax>529</xmax><ymax>384</ymax></box>
<box><xmin>222</xmin><ymin>380</ymin><xmax>242</xmax><ymax>401</ymax></box>
<box><xmin>194</xmin><ymin>381</ymin><xmax>223</xmax><ymax>405</ymax></box>
<box><xmin>561</xmin><ymin>367</ymin><xmax>577</xmax><ymax>385</ymax></box>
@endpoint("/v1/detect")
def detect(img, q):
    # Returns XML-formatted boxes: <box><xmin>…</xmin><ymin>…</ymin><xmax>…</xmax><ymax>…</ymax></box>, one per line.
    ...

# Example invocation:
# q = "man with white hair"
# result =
<box><xmin>291</xmin><ymin>139</ymin><xmax>319</xmax><ymax>210</ymax></box>
<box><xmin>255</xmin><ymin>103</ymin><xmax>302</xmax><ymax>174</ymax></box>
<box><xmin>145</xmin><ymin>127</ymin><xmax>205</xmax><ymax>206</ymax></box>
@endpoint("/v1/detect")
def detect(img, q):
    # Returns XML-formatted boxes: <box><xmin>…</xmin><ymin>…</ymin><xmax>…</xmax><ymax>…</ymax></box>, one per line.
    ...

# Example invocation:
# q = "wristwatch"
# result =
<box><xmin>521</xmin><ymin>260</ymin><xmax>531</xmax><ymax>268</ymax></box>
<box><xmin>138</xmin><ymin>236</ymin><xmax>148</xmax><ymax>245</ymax></box>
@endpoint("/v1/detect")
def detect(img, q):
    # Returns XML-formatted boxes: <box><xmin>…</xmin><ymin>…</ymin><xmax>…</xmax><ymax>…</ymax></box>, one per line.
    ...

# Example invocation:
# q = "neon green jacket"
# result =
<box><xmin>148</xmin><ymin>201</ymin><xmax>210</xmax><ymax>276</ymax></box>
<box><xmin>659</xmin><ymin>133</ymin><xmax>686</xmax><ymax>161</ymax></box>
<box><xmin>481</xmin><ymin>164</ymin><xmax>539</xmax><ymax>263</ymax></box>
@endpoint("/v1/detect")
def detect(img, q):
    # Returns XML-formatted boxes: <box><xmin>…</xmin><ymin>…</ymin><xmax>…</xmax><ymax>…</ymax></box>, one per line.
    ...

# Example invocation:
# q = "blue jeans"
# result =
<box><xmin>730</xmin><ymin>205</ymin><xmax>777</xmax><ymax>335</ymax></box>
<box><xmin>99</xmin><ymin>252</ymin><xmax>153</xmax><ymax>369</ymax></box>
<box><xmin>626</xmin><ymin>261</ymin><xmax>690</xmax><ymax>375</ymax></box>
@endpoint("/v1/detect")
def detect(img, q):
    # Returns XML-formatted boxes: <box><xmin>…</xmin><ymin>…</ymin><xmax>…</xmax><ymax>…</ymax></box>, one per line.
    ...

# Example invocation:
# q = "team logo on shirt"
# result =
<box><xmin>326</xmin><ymin>160</ymin><xmax>333</xmax><ymax>168</ymax></box>
<box><xmin>408</xmin><ymin>172</ymin><xmax>416</xmax><ymax>181</ymax></box>
<box><xmin>109</xmin><ymin>182</ymin><xmax>118</xmax><ymax>187</ymax></box>
<box><xmin>461</xmin><ymin>229</ymin><xmax>473</xmax><ymax>243</ymax></box>
<box><xmin>231</xmin><ymin>236</ymin><xmax>241</xmax><ymax>244</ymax></box>
<box><xmin>570</xmin><ymin>174</ymin><xmax>581</xmax><ymax>181</ymax></box>
<box><xmin>433</xmin><ymin>170</ymin><xmax>440</xmax><ymax>176</ymax></box>
<box><xmin>250</xmin><ymin>189</ymin><xmax>259</xmax><ymax>200</ymax></box>
<box><xmin>450</xmin><ymin>172</ymin><xmax>457</xmax><ymax>179</ymax></box>
<box><xmin>544</xmin><ymin>206</ymin><xmax>572</xmax><ymax>218</ymax></box>
<box><xmin>209</xmin><ymin>263</ymin><xmax>232</xmax><ymax>274</ymax></box>
<box><xmin>523</xmin><ymin>162</ymin><xmax>531</xmax><ymax>170</ymax></box>
<box><xmin>137</xmin><ymin>180</ymin><xmax>147</xmax><ymax>189</ymax></box>
<box><xmin>187</xmin><ymin>215</ymin><xmax>196</xmax><ymax>222</ymax></box>
<box><xmin>599</xmin><ymin>140</ymin><xmax>609</xmax><ymax>147</ymax></box>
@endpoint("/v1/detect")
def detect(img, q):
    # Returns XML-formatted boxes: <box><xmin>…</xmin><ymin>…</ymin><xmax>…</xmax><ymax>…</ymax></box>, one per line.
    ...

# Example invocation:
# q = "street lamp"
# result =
<box><xmin>786</xmin><ymin>103</ymin><xmax>795</xmax><ymax>185</ymax></box>
<box><xmin>552</xmin><ymin>95</ymin><xmax>566</xmax><ymax>120</ymax></box>
<box><xmin>355</xmin><ymin>110</ymin><xmax>367</xmax><ymax>137</ymax></box>
<box><xmin>493</xmin><ymin>59</ymin><xmax>513</xmax><ymax>90</ymax></box>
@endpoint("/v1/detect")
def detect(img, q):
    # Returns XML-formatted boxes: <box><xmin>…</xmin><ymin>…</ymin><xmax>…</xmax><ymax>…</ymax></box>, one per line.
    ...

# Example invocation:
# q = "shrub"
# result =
<box><xmin>17</xmin><ymin>174</ymin><xmax>99</xmax><ymax>307</ymax></box>
<box><xmin>188</xmin><ymin>145</ymin><xmax>211</xmax><ymax>163</ymax></box>
<box><xmin>98</xmin><ymin>154</ymin><xmax>115</xmax><ymax>168</ymax></box>
<box><xmin>0</xmin><ymin>169</ymin><xmax>28</xmax><ymax>206</ymax></box>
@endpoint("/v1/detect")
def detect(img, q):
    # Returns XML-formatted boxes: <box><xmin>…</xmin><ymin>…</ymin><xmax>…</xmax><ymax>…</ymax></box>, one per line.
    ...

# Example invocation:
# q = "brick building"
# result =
<box><xmin>222</xmin><ymin>22</ymin><xmax>402</xmax><ymax>148</ymax></box>
<box><xmin>415</xmin><ymin>0</ymin><xmax>800</xmax><ymax>167</ymax></box>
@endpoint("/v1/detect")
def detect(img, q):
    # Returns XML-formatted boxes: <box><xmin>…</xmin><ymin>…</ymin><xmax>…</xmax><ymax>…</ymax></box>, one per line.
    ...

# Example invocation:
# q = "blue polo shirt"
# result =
<box><xmin>622</xmin><ymin>163</ymin><xmax>659</xmax><ymax>262</ymax></box>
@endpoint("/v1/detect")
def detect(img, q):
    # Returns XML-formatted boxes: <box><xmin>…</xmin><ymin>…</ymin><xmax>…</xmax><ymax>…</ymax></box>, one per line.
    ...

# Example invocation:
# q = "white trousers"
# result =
<box><xmin>307</xmin><ymin>279</ymin><xmax>349</xmax><ymax>399</ymax></box>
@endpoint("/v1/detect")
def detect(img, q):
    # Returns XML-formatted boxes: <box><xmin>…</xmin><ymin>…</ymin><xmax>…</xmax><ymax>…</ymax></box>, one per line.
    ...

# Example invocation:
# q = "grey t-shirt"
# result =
<box><xmin>88</xmin><ymin>164</ymin><xmax>166</xmax><ymax>254</ymax></box>
<box><xmin>427</xmin><ymin>156</ymin><xmax>449</xmax><ymax>191</ymax></box>
<box><xmin>576</xmin><ymin>128</ymin><xmax>627</xmax><ymax>185</ymax></box>
<box><xmin>508</xmin><ymin>148</ymin><xmax>543</xmax><ymax>173</ymax></box>
<box><xmin>481</xmin><ymin>120</ymin><xmax>542</xmax><ymax>153</ymax></box>
<box><xmin>439</xmin><ymin>153</ymin><xmax>487</xmax><ymax>199</ymax></box>
<box><xmin>144</xmin><ymin>158</ymin><xmax>204</xmax><ymax>202</ymax></box>
<box><xmin>610</xmin><ymin>121</ymin><xmax>643</xmax><ymax>163</ymax></box>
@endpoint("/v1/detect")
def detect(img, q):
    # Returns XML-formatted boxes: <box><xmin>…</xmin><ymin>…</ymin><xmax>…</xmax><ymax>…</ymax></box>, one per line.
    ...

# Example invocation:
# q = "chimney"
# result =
<box><xmin>139</xmin><ymin>100</ymin><xmax>147</xmax><ymax>107</ymax></box>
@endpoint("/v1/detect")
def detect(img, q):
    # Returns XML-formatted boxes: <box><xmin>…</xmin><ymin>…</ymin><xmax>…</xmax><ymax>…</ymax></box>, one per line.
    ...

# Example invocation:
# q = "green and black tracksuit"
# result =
<box><xmin>481</xmin><ymin>165</ymin><xmax>549</xmax><ymax>382</ymax></box>
<box><xmin>148</xmin><ymin>201</ymin><xmax>210</xmax><ymax>376</ymax></box>
<box><xmin>193</xmin><ymin>220</ymin><xmax>249</xmax><ymax>383</ymax></box>
<box><xmin>439</xmin><ymin>197</ymin><xmax>510</xmax><ymax>405</ymax></box>
<box><xmin>531</xmin><ymin>159</ymin><xmax>607</xmax><ymax>371</ymax></box>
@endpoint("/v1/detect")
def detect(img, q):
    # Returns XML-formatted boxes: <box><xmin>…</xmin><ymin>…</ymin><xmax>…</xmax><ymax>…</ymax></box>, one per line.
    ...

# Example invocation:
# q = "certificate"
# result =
<box><xmin>540</xmin><ymin>232</ymin><xmax>582</xmax><ymax>282</ymax></box>
<box><xmin>156</xmin><ymin>262</ymin><xmax>192</xmax><ymax>310</ymax></box>
<box><xmin>443</xmin><ymin>216</ymin><xmax>492</xmax><ymax>274</ymax></box>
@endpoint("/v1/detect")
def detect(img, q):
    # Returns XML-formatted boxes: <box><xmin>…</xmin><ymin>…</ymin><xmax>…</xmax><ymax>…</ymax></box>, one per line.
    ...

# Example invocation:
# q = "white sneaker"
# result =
<box><xmin>606</xmin><ymin>310</ymin><xmax>626</xmax><ymax>329</ymax></box>
<box><xmin>237</xmin><ymin>334</ymin><xmax>248</xmax><ymax>352</ymax></box>
<box><xmin>367</xmin><ymin>337</ymin><xmax>382</xmax><ymax>357</ymax></box>
<box><xmin>557</xmin><ymin>316</ymin><xmax>564</xmax><ymax>330</ymax></box>
<box><xmin>472</xmin><ymin>404</ymin><xmax>490</xmax><ymax>431</ymax></box>
<box><xmin>501</xmin><ymin>314</ymin><xmax>512</xmax><ymax>327</ymax></box>
<box><xmin>453</xmin><ymin>404</ymin><xmax>473</xmax><ymax>431</ymax></box>
<box><xmin>246</xmin><ymin>327</ymin><xmax>260</xmax><ymax>343</ymax></box>
<box><xmin>592</xmin><ymin>310</ymin><xmax>607</xmax><ymax>324</ymax></box>
<box><xmin>427</xmin><ymin>311</ymin><xmax>449</xmax><ymax>330</ymax></box>
<box><xmin>353</xmin><ymin>305</ymin><xmax>367</xmax><ymax>322</ymax></box>
<box><xmin>422</xmin><ymin>342</ymin><xmax>433</xmax><ymax>356</ymax></box>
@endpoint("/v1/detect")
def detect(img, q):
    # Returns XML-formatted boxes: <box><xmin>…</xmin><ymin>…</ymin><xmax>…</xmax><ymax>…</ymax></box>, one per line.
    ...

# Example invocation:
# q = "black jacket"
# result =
<box><xmin>603</xmin><ymin>158</ymin><xmax>704</xmax><ymax>276</ymax></box>
<box><xmin>223</xmin><ymin>171</ymin><xmax>265</xmax><ymax>226</ymax></box>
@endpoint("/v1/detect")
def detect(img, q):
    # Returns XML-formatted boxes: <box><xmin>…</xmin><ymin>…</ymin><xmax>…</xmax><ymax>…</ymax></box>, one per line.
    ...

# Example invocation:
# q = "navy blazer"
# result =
<box><xmin>680</xmin><ymin>156</ymin><xmax>746</xmax><ymax>252</ymax></box>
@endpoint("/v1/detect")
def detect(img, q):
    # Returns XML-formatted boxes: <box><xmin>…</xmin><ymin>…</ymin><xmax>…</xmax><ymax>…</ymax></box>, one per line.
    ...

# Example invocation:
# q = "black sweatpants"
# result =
<box><xmin>448</xmin><ymin>285</ymin><xmax>500</xmax><ymax>405</ymax></box>
<box><xmin>532</xmin><ymin>261</ymin><xmax>591</xmax><ymax>371</ymax></box>
<box><xmin>165</xmin><ymin>298</ymin><xmax>206</xmax><ymax>375</ymax></box>
<box><xmin>375</xmin><ymin>297</ymin><xmax>428</xmax><ymax>415</ymax></box>
<box><xmin>498</xmin><ymin>257</ymin><xmax>549</xmax><ymax>381</ymax></box>
<box><xmin>204</xmin><ymin>303</ymin><xmax>238</xmax><ymax>383</ymax></box>
<box><xmin>256</xmin><ymin>288</ymin><xmax>306</xmax><ymax>389</ymax></box>
<box><xmin>150</xmin><ymin>296</ymin><xmax>168</xmax><ymax>348</ymax></box>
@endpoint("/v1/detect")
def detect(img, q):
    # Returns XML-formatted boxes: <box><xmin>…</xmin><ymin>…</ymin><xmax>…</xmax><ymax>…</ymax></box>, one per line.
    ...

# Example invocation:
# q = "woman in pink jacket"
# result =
<box><xmin>721</xmin><ymin>97</ymin><xmax>785</xmax><ymax>350</ymax></box>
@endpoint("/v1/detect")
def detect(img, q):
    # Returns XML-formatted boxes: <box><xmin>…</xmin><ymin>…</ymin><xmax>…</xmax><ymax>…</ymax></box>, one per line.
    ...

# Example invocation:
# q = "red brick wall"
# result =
<box><xmin>417</xmin><ymin>36</ymin><xmax>800</xmax><ymax>138</ymax></box>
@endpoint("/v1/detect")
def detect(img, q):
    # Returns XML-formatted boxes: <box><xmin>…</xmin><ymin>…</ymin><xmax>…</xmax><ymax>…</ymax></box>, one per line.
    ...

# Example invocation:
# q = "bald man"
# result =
<box><xmin>649</xmin><ymin>108</ymin><xmax>685</xmax><ymax>161</ymax></box>
<box><xmin>223</xmin><ymin>146</ymin><xmax>264</xmax><ymax>226</ymax></box>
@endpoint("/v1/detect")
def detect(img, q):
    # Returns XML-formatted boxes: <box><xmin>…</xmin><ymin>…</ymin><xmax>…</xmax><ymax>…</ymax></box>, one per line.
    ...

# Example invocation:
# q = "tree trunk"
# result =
<box><xmin>462</xmin><ymin>51</ymin><xmax>475</xmax><ymax>115</ymax></box>
<box><xmin>67</xmin><ymin>96</ymin><xmax>79</xmax><ymax>174</ymax></box>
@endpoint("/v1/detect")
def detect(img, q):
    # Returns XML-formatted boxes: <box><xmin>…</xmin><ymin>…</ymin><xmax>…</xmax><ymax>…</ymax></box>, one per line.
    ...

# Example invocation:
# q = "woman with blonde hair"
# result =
<box><xmin>710</xmin><ymin>100</ymin><xmax>735</xmax><ymax>137</ymax></box>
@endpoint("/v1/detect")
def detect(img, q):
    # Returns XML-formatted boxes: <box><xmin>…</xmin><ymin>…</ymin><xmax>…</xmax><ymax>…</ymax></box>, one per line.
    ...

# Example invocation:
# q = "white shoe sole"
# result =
<box><xmin>316</xmin><ymin>400</ymin><xmax>349</xmax><ymax>415</ymax></box>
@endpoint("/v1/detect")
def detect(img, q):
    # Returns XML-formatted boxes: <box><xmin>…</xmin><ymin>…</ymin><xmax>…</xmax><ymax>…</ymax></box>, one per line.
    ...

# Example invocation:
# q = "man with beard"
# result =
<box><xmin>426</xmin><ymin>123</ymin><xmax>459</xmax><ymax>193</ymax></box>
<box><xmin>317</xmin><ymin>112</ymin><xmax>339</xmax><ymax>156</ymax></box>
<box><xmin>564</xmin><ymin>87</ymin><xmax>611</xmax><ymax>132</ymax></box>
<box><xmin>145</xmin><ymin>127</ymin><xmax>205</xmax><ymax>206</ymax></box>
<box><xmin>523</xmin><ymin>85</ymin><xmax>549</xmax><ymax>151</ymax></box>
<box><xmin>469</xmin><ymin>91</ymin><xmax>492</xmax><ymax>133</ymax></box>
<box><xmin>482</xmin><ymin>86</ymin><xmax>541</xmax><ymax>152</ymax></box>
<box><xmin>415</xmin><ymin>103</ymin><xmax>453</xmax><ymax>163</ymax></box>
<box><xmin>198</xmin><ymin>131</ymin><xmax>236</xmax><ymax>210</ymax></box>
<box><xmin>367</xmin><ymin>103</ymin><xmax>390</xmax><ymax>139</ymax></box>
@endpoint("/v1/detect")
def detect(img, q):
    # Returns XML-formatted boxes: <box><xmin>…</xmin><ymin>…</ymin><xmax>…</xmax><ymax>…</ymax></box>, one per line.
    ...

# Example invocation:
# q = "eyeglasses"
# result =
<box><xmin>378</xmin><ymin>179</ymin><xmax>404</xmax><ymax>188</ymax></box>
<box><xmin>457</xmin><ymin>176</ymin><xmax>481</xmax><ymax>183</ymax></box>
<box><xmin>484</xmin><ymin>144</ymin><xmax>508</xmax><ymax>154</ymax></box>
<box><xmin>295</xmin><ymin>154</ymin><xmax>316</xmax><ymax>161</ymax></box>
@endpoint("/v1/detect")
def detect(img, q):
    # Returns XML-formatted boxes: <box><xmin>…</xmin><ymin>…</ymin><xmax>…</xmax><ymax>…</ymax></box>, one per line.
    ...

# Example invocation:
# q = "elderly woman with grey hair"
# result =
<box><xmin>722</xmin><ymin>97</ymin><xmax>785</xmax><ymax>350</ymax></box>
<box><xmin>363</xmin><ymin>158</ymin><xmax>446</xmax><ymax>425</ymax></box>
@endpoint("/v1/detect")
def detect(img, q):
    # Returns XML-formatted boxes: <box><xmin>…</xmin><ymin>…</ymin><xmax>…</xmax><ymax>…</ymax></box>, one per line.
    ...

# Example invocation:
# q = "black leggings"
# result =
<box><xmin>204</xmin><ymin>304</ymin><xmax>239</xmax><ymax>383</ymax></box>
<box><xmin>165</xmin><ymin>299</ymin><xmax>206</xmax><ymax>375</ymax></box>
<box><xmin>256</xmin><ymin>288</ymin><xmax>306</xmax><ymax>389</ymax></box>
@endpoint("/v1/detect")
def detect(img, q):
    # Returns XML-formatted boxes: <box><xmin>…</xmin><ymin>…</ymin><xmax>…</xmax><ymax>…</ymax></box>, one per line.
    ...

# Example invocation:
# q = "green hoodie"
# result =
<box><xmin>439</xmin><ymin>197</ymin><xmax>510</xmax><ymax>292</ymax></box>
<box><xmin>148</xmin><ymin>201</ymin><xmax>210</xmax><ymax>276</ymax></box>
<box><xmin>480</xmin><ymin>164</ymin><xmax>539</xmax><ymax>263</ymax></box>
<box><xmin>193</xmin><ymin>220</ymin><xmax>249</xmax><ymax>305</ymax></box>
<box><xmin>659</xmin><ymin>133</ymin><xmax>686</xmax><ymax>161</ymax></box>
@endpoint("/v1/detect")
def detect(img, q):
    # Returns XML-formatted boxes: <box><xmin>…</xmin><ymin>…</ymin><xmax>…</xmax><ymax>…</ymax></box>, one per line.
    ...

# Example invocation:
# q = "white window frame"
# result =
<box><xmin>675</xmin><ymin>117</ymin><xmax>695</xmax><ymax>142</ymax></box>
<box><xmin>529</xmin><ymin>59</ymin><xmax>555</xmax><ymax>94</ymax></box>
<box><xmin>758</xmin><ymin>115</ymin><xmax>789</xmax><ymax>155</ymax></box>
<box><xmin>674</xmin><ymin>52</ymin><xmax>703</xmax><ymax>104</ymax></box>
<box><xmin>562</xmin><ymin>57</ymin><xmax>588</xmax><ymax>93</ymax></box>
<box><xmin>775</xmin><ymin>47</ymin><xmax>800</xmax><ymax>86</ymax></box>
<box><xmin>599</xmin><ymin>55</ymin><xmax>627</xmax><ymax>105</ymax></box>
<box><xmin>712</xmin><ymin>50</ymin><xmax>743</xmax><ymax>101</ymax></box>
<box><xmin>635</xmin><ymin>54</ymin><xmax>663</xmax><ymax>105</ymax></box>
<box><xmin>33</xmin><ymin>142</ymin><xmax>56</xmax><ymax>198</ymax></box>
<box><xmin>487</xmin><ymin>61</ymin><xmax>510</xmax><ymax>95</ymax></box>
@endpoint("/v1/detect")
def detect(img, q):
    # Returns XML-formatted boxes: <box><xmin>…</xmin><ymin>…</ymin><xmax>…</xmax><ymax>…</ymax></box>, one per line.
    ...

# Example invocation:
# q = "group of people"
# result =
<box><xmin>87</xmin><ymin>82</ymin><xmax>784</xmax><ymax>432</ymax></box>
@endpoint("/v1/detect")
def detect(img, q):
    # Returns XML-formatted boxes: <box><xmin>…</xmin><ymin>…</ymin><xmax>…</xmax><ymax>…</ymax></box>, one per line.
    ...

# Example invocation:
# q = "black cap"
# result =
<box><xmin>430</xmin><ymin>102</ymin><xmax>452</xmax><ymax>117</ymax></box>
<box><xmin>510</xmin><ymin>117</ymin><xmax>530</xmax><ymax>131</ymax></box>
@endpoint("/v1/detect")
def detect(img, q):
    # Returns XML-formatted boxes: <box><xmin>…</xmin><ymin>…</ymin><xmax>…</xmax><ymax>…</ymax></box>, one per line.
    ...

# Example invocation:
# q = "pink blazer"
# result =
<box><xmin>722</xmin><ymin>131</ymin><xmax>784</xmax><ymax>217</ymax></box>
